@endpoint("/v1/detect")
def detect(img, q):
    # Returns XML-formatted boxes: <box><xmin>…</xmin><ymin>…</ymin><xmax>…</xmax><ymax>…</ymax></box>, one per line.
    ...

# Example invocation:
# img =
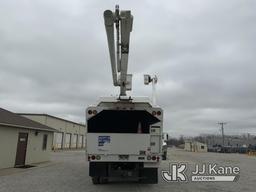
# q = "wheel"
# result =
<box><xmin>99</xmin><ymin>177</ymin><xmax>108</xmax><ymax>184</ymax></box>
<box><xmin>162</xmin><ymin>151</ymin><xmax>167</xmax><ymax>160</ymax></box>
<box><xmin>92</xmin><ymin>177</ymin><xmax>100</xmax><ymax>184</ymax></box>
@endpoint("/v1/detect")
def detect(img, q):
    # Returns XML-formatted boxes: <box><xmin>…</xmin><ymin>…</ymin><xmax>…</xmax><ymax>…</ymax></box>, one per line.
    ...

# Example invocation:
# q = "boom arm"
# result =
<box><xmin>104</xmin><ymin>5</ymin><xmax>133</xmax><ymax>96</ymax></box>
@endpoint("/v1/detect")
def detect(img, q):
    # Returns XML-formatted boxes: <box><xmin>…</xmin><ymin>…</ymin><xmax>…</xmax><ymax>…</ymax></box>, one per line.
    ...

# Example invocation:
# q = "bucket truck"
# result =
<box><xmin>86</xmin><ymin>5</ymin><xmax>164</xmax><ymax>184</ymax></box>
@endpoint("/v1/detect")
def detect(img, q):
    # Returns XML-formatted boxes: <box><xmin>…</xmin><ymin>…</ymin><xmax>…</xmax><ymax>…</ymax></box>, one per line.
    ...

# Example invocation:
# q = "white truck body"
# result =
<box><xmin>87</xmin><ymin>133</ymin><xmax>151</xmax><ymax>156</ymax></box>
<box><xmin>86</xmin><ymin>96</ymin><xmax>163</xmax><ymax>183</ymax></box>
<box><xmin>86</xmin><ymin>97</ymin><xmax>163</xmax><ymax>166</ymax></box>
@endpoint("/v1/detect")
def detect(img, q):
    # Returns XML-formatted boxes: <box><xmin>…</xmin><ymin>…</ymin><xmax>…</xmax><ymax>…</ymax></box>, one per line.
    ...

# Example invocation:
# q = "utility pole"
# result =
<box><xmin>218</xmin><ymin>122</ymin><xmax>227</xmax><ymax>146</ymax></box>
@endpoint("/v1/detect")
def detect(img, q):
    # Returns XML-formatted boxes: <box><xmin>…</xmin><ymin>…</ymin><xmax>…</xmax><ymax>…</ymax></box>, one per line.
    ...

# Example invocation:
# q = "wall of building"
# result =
<box><xmin>0</xmin><ymin>126</ymin><xmax>53</xmax><ymax>169</ymax></box>
<box><xmin>184</xmin><ymin>141</ymin><xmax>207</xmax><ymax>152</ymax></box>
<box><xmin>184</xmin><ymin>142</ymin><xmax>192</xmax><ymax>151</ymax></box>
<box><xmin>21</xmin><ymin>115</ymin><xmax>86</xmax><ymax>150</ymax></box>
<box><xmin>45</xmin><ymin>116</ymin><xmax>86</xmax><ymax>149</ymax></box>
<box><xmin>22</xmin><ymin>115</ymin><xmax>46</xmax><ymax>125</ymax></box>
<box><xmin>26</xmin><ymin>129</ymin><xmax>53</xmax><ymax>164</ymax></box>
<box><xmin>194</xmin><ymin>142</ymin><xmax>207</xmax><ymax>152</ymax></box>
<box><xmin>45</xmin><ymin>116</ymin><xmax>66</xmax><ymax>132</ymax></box>
<box><xmin>0</xmin><ymin>126</ymin><xmax>19</xmax><ymax>169</ymax></box>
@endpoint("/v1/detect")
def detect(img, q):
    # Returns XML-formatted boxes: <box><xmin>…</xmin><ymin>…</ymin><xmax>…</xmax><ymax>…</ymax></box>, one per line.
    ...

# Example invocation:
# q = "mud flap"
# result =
<box><xmin>89</xmin><ymin>162</ymin><xmax>108</xmax><ymax>177</ymax></box>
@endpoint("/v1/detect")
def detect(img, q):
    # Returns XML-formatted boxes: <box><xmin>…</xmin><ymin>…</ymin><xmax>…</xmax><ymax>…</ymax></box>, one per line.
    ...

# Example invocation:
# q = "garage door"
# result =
<box><xmin>72</xmin><ymin>134</ymin><xmax>78</xmax><ymax>148</ymax></box>
<box><xmin>65</xmin><ymin>133</ymin><xmax>71</xmax><ymax>148</ymax></box>
<box><xmin>78</xmin><ymin>135</ymin><xmax>83</xmax><ymax>148</ymax></box>
<box><xmin>55</xmin><ymin>132</ymin><xmax>63</xmax><ymax>149</ymax></box>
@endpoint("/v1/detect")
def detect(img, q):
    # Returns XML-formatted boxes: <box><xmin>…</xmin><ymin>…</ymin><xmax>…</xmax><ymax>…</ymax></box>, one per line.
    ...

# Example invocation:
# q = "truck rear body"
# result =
<box><xmin>86</xmin><ymin>97</ymin><xmax>163</xmax><ymax>183</ymax></box>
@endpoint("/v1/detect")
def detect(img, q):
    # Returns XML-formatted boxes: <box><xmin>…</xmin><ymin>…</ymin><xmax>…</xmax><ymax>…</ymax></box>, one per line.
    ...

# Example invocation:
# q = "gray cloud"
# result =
<box><xmin>0</xmin><ymin>0</ymin><xmax>255</xmax><ymax>137</ymax></box>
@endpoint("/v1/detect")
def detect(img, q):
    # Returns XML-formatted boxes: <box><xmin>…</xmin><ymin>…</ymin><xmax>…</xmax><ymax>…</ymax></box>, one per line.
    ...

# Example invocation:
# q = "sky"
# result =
<box><xmin>0</xmin><ymin>0</ymin><xmax>255</xmax><ymax>137</ymax></box>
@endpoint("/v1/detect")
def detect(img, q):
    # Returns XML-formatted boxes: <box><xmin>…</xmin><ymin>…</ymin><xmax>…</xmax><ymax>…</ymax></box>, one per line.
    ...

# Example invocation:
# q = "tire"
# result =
<box><xmin>92</xmin><ymin>177</ymin><xmax>100</xmax><ymax>184</ymax></box>
<box><xmin>162</xmin><ymin>152</ymin><xmax>167</xmax><ymax>160</ymax></box>
<box><xmin>99</xmin><ymin>177</ymin><xmax>108</xmax><ymax>184</ymax></box>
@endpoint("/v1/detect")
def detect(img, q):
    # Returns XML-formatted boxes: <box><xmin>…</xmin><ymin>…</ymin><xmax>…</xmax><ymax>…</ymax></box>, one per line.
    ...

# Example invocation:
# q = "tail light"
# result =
<box><xmin>152</xmin><ymin>156</ymin><xmax>156</xmax><ymax>161</ymax></box>
<box><xmin>88</xmin><ymin>109</ymin><xmax>97</xmax><ymax>115</ymax></box>
<box><xmin>88</xmin><ymin>110</ymin><xmax>92</xmax><ymax>115</ymax></box>
<box><xmin>152</xmin><ymin>110</ymin><xmax>161</xmax><ymax>116</ymax></box>
<box><xmin>96</xmin><ymin>155</ymin><xmax>101</xmax><ymax>160</ymax></box>
<box><xmin>157</xmin><ymin>111</ymin><xmax>161</xmax><ymax>116</ymax></box>
<box><xmin>91</xmin><ymin>155</ymin><xmax>96</xmax><ymax>160</ymax></box>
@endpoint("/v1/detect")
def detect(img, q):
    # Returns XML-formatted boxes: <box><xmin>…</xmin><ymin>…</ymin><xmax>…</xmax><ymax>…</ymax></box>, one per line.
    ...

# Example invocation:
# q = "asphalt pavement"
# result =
<box><xmin>0</xmin><ymin>148</ymin><xmax>255</xmax><ymax>192</ymax></box>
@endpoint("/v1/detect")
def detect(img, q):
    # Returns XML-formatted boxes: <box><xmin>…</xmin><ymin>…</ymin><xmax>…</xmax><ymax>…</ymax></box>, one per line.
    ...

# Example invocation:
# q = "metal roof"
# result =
<box><xmin>16</xmin><ymin>113</ymin><xmax>85</xmax><ymax>127</ymax></box>
<box><xmin>0</xmin><ymin>108</ymin><xmax>56</xmax><ymax>132</ymax></box>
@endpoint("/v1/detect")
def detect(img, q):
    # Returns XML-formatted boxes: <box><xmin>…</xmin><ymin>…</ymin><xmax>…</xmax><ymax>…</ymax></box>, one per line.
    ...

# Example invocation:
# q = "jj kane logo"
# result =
<box><xmin>162</xmin><ymin>163</ymin><xmax>240</xmax><ymax>182</ymax></box>
<box><xmin>162</xmin><ymin>163</ymin><xmax>188</xmax><ymax>182</ymax></box>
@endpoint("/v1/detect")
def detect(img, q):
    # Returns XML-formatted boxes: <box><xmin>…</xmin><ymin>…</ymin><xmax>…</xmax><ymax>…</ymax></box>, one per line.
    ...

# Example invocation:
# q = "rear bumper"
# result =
<box><xmin>87</xmin><ymin>154</ymin><xmax>161</xmax><ymax>164</ymax></box>
<box><xmin>89</xmin><ymin>162</ymin><xmax>158</xmax><ymax>179</ymax></box>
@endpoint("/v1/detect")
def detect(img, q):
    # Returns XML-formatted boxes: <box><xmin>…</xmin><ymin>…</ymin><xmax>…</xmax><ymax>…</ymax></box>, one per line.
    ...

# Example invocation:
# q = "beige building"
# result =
<box><xmin>18</xmin><ymin>113</ymin><xmax>86</xmax><ymax>150</ymax></box>
<box><xmin>0</xmin><ymin>108</ymin><xmax>55</xmax><ymax>169</ymax></box>
<box><xmin>184</xmin><ymin>141</ymin><xmax>207</xmax><ymax>152</ymax></box>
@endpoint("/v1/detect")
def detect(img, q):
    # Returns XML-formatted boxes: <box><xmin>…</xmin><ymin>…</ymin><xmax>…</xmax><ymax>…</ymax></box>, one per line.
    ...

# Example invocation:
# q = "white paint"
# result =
<box><xmin>87</xmin><ymin>133</ymin><xmax>150</xmax><ymax>155</ymax></box>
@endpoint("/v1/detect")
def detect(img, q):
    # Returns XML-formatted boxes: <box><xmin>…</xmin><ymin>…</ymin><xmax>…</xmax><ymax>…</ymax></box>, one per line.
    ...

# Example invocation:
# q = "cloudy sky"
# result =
<box><xmin>0</xmin><ymin>0</ymin><xmax>255</xmax><ymax>137</ymax></box>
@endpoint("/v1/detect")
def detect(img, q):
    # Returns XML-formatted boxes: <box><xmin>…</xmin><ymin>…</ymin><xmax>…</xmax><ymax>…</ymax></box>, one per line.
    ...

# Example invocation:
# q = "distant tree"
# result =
<box><xmin>178</xmin><ymin>135</ymin><xmax>184</xmax><ymax>144</ymax></box>
<box><xmin>167</xmin><ymin>136</ymin><xmax>185</xmax><ymax>147</ymax></box>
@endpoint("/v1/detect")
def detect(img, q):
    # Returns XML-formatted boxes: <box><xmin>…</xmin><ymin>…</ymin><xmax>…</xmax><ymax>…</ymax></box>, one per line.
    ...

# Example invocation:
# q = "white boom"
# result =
<box><xmin>104</xmin><ymin>5</ymin><xmax>133</xmax><ymax>96</ymax></box>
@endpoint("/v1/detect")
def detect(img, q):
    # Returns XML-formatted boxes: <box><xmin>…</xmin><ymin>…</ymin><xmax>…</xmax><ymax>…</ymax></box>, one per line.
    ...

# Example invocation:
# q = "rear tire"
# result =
<box><xmin>162</xmin><ymin>151</ymin><xmax>167</xmax><ymax>160</ymax></box>
<box><xmin>92</xmin><ymin>177</ymin><xmax>100</xmax><ymax>184</ymax></box>
<box><xmin>99</xmin><ymin>177</ymin><xmax>108</xmax><ymax>184</ymax></box>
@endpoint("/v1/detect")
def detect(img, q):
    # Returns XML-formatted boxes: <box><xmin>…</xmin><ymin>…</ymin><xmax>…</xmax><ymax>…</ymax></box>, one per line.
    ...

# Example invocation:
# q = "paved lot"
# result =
<box><xmin>0</xmin><ymin>149</ymin><xmax>255</xmax><ymax>192</ymax></box>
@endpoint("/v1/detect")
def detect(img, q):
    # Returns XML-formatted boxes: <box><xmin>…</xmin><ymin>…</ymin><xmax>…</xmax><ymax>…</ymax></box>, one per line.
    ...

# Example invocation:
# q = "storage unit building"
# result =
<box><xmin>17</xmin><ymin>113</ymin><xmax>86</xmax><ymax>150</ymax></box>
<box><xmin>184</xmin><ymin>141</ymin><xmax>207</xmax><ymax>152</ymax></box>
<box><xmin>0</xmin><ymin>108</ymin><xmax>55</xmax><ymax>169</ymax></box>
